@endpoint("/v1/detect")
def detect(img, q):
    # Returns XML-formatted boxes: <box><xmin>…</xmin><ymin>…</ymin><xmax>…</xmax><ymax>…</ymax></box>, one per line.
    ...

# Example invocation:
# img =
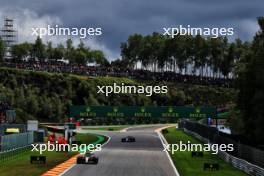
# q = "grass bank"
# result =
<box><xmin>163</xmin><ymin>127</ymin><xmax>247</xmax><ymax>176</ymax></box>
<box><xmin>0</xmin><ymin>133</ymin><xmax>108</xmax><ymax>176</ymax></box>
<box><xmin>0</xmin><ymin>67</ymin><xmax>235</xmax><ymax>123</ymax></box>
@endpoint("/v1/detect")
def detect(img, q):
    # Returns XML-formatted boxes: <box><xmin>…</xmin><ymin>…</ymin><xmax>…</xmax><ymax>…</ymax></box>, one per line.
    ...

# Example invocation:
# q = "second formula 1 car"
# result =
<box><xmin>121</xmin><ymin>136</ymin><xmax>136</xmax><ymax>142</ymax></box>
<box><xmin>76</xmin><ymin>152</ymin><xmax>99</xmax><ymax>164</ymax></box>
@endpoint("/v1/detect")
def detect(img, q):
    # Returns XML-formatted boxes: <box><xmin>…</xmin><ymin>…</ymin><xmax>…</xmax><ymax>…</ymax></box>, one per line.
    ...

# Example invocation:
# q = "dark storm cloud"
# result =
<box><xmin>0</xmin><ymin>0</ymin><xmax>263</xmax><ymax>59</ymax></box>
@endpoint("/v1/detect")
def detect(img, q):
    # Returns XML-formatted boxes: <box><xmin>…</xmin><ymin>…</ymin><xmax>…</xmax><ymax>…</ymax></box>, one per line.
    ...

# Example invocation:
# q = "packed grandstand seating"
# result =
<box><xmin>1</xmin><ymin>61</ymin><xmax>233</xmax><ymax>87</ymax></box>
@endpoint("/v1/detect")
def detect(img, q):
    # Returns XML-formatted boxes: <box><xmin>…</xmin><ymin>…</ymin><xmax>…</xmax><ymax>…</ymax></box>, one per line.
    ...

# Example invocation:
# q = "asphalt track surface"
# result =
<box><xmin>63</xmin><ymin>125</ymin><xmax>176</xmax><ymax>176</ymax></box>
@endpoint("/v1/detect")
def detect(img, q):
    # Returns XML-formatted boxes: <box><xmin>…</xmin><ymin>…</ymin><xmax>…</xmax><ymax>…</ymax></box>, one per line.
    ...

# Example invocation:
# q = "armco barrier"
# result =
<box><xmin>183</xmin><ymin>128</ymin><xmax>264</xmax><ymax>176</ymax></box>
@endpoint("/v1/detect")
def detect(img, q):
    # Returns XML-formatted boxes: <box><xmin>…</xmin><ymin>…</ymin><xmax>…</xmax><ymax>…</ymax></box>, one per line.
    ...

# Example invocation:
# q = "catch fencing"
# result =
<box><xmin>179</xmin><ymin>120</ymin><xmax>264</xmax><ymax>176</ymax></box>
<box><xmin>0</xmin><ymin>145</ymin><xmax>31</xmax><ymax>164</ymax></box>
<box><xmin>0</xmin><ymin>131</ymin><xmax>33</xmax><ymax>151</ymax></box>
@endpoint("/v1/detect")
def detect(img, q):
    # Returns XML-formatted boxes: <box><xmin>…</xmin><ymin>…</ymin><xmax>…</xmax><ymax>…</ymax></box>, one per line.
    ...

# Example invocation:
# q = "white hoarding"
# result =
<box><xmin>27</xmin><ymin>120</ymin><xmax>38</xmax><ymax>131</ymax></box>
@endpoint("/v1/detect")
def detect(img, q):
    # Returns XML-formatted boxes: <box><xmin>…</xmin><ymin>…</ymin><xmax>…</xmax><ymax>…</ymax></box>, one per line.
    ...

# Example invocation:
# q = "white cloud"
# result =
<box><xmin>0</xmin><ymin>7</ymin><xmax>117</xmax><ymax>60</ymax></box>
<box><xmin>235</xmin><ymin>19</ymin><xmax>260</xmax><ymax>41</ymax></box>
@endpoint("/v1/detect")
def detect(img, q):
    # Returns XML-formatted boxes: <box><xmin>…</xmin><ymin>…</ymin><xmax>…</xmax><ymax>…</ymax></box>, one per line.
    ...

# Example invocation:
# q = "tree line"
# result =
<box><xmin>120</xmin><ymin>32</ymin><xmax>250</xmax><ymax>79</ymax></box>
<box><xmin>0</xmin><ymin>29</ymin><xmax>251</xmax><ymax>80</ymax></box>
<box><xmin>0</xmin><ymin>37</ymin><xmax>109</xmax><ymax>66</ymax></box>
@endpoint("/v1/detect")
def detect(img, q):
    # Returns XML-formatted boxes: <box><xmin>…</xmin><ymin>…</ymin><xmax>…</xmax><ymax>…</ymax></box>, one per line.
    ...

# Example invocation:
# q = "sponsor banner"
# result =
<box><xmin>70</xmin><ymin>106</ymin><xmax>216</xmax><ymax>119</ymax></box>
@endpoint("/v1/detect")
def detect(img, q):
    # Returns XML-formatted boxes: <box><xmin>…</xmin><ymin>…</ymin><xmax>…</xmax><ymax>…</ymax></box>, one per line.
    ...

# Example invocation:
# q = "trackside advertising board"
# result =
<box><xmin>70</xmin><ymin>106</ymin><xmax>216</xmax><ymax>119</ymax></box>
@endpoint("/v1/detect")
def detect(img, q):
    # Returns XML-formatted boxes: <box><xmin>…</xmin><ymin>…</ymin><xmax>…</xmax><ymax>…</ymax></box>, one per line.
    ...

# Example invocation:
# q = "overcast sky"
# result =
<box><xmin>0</xmin><ymin>0</ymin><xmax>263</xmax><ymax>60</ymax></box>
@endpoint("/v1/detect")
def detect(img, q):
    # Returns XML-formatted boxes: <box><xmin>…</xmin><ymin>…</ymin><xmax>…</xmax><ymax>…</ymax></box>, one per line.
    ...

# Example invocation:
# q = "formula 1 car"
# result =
<box><xmin>121</xmin><ymin>136</ymin><xmax>136</xmax><ymax>142</ymax></box>
<box><xmin>76</xmin><ymin>152</ymin><xmax>99</xmax><ymax>164</ymax></box>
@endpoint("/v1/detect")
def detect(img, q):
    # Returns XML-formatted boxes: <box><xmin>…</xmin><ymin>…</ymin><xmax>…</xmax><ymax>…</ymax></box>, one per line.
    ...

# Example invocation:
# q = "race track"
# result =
<box><xmin>62</xmin><ymin>125</ymin><xmax>177</xmax><ymax>176</ymax></box>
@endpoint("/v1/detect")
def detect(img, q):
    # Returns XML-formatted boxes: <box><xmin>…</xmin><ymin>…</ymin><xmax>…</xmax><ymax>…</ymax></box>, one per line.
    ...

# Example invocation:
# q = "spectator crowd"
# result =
<box><xmin>1</xmin><ymin>61</ymin><xmax>232</xmax><ymax>87</ymax></box>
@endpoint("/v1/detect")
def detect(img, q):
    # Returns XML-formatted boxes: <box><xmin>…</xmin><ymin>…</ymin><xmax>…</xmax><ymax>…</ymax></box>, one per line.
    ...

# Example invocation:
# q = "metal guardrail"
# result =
<box><xmin>183</xmin><ymin>128</ymin><xmax>264</xmax><ymax>176</ymax></box>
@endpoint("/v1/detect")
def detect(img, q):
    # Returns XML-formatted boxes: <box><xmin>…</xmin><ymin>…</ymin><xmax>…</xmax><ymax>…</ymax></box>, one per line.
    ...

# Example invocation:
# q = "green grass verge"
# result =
<box><xmin>0</xmin><ymin>133</ymin><xmax>108</xmax><ymax>176</ymax></box>
<box><xmin>0</xmin><ymin>150</ymin><xmax>75</xmax><ymax>176</ymax></box>
<box><xmin>163</xmin><ymin>127</ymin><xmax>248</xmax><ymax>176</ymax></box>
<box><xmin>82</xmin><ymin>125</ymin><xmax>129</xmax><ymax>131</ymax></box>
<box><xmin>75</xmin><ymin>133</ymin><xmax>102</xmax><ymax>144</ymax></box>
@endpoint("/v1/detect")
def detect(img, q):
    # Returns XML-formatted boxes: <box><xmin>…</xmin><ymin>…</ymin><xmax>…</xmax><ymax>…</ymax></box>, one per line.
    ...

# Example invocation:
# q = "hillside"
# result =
<box><xmin>0</xmin><ymin>67</ymin><xmax>236</xmax><ymax>122</ymax></box>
